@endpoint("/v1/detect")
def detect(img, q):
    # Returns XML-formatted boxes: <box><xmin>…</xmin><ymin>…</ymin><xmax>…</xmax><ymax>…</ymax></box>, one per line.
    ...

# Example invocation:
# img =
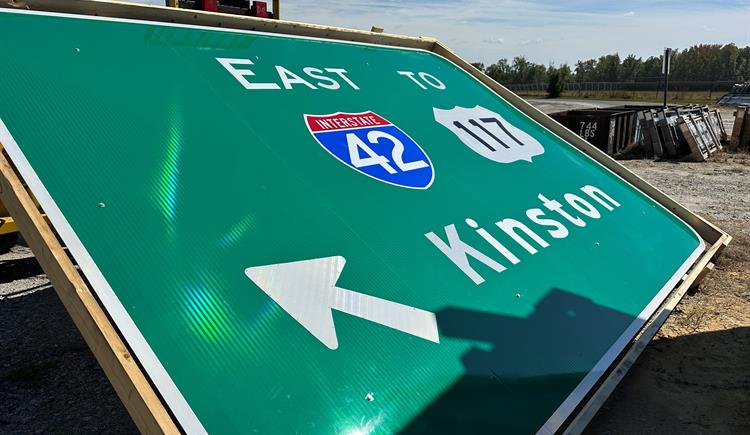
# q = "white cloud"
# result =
<box><xmin>235</xmin><ymin>0</ymin><xmax>748</xmax><ymax>65</ymax></box>
<box><xmin>623</xmin><ymin>11</ymin><xmax>636</xmax><ymax>16</ymax></box>
<box><xmin>519</xmin><ymin>38</ymin><xmax>543</xmax><ymax>46</ymax></box>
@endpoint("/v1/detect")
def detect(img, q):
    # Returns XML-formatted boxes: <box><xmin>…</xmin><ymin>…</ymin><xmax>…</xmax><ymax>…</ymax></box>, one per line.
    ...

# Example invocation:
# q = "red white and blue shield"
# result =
<box><xmin>304</xmin><ymin>111</ymin><xmax>434</xmax><ymax>189</ymax></box>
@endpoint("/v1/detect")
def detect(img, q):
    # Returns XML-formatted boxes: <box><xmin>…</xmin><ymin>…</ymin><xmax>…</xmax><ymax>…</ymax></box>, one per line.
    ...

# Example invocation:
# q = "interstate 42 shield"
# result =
<box><xmin>304</xmin><ymin>111</ymin><xmax>435</xmax><ymax>189</ymax></box>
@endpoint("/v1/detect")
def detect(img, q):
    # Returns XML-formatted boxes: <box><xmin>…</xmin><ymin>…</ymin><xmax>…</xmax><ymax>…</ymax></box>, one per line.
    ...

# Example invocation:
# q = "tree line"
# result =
<box><xmin>471</xmin><ymin>43</ymin><xmax>750</xmax><ymax>86</ymax></box>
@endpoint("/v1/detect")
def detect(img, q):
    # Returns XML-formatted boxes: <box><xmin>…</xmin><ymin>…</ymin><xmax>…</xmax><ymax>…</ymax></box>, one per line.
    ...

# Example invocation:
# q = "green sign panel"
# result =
<box><xmin>0</xmin><ymin>9</ymin><xmax>704</xmax><ymax>434</ymax></box>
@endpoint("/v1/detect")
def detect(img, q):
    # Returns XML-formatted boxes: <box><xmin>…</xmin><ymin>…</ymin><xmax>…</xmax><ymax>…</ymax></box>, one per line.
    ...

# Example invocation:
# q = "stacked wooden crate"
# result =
<box><xmin>551</xmin><ymin>104</ymin><xmax>730</xmax><ymax>160</ymax></box>
<box><xmin>637</xmin><ymin>105</ymin><xmax>726</xmax><ymax>161</ymax></box>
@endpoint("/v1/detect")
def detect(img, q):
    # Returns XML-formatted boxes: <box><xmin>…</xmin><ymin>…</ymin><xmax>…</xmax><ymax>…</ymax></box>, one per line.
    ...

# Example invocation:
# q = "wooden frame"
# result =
<box><xmin>0</xmin><ymin>150</ymin><xmax>179</xmax><ymax>433</ymax></box>
<box><xmin>0</xmin><ymin>1</ymin><xmax>731</xmax><ymax>433</ymax></box>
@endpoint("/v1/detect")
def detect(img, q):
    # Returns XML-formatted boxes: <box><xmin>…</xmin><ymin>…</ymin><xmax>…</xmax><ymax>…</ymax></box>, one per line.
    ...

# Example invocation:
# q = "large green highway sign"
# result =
<box><xmin>0</xmin><ymin>9</ymin><xmax>704</xmax><ymax>434</ymax></box>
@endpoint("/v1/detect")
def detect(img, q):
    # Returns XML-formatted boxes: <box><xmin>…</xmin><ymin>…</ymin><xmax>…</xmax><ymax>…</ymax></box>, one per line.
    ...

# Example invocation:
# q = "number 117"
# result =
<box><xmin>453</xmin><ymin>117</ymin><xmax>525</xmax><ymax>151</ymax></box>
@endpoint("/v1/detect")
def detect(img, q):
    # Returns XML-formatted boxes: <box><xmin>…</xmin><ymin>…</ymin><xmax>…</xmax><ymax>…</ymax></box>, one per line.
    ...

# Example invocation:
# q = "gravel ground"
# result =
<box><xmin>621</xmin><ymin>155</ymin><xmax>750</xmax><ymax>229</ymax></box>
<box><xmin>1</xmin><ymin>99</ymin><xmax>748</xmax><ymax>433</ymax></box>
<box><xmin>525</xmin><ymin>98</ymin><xmax>654</xmax><ymax>114</ymax></box>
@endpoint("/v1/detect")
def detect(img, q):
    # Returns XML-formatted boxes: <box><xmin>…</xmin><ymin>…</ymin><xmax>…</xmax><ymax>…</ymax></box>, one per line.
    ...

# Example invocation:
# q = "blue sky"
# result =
<box><xmin>134</xmin><ymin>0</ymin><xmax>750</xmax><ymax>65</ymax></box>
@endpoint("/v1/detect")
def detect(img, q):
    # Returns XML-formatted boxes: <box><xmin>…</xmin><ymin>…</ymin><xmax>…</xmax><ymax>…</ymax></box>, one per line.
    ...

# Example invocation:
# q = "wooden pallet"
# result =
<box><xmin>677</xmin><ymin>116</ymin><xmax>709</xmax><ymax>161</ymax></box>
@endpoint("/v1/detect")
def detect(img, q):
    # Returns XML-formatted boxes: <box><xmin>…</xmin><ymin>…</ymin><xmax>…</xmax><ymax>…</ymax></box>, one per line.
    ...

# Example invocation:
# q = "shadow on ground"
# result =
<box><xmin>0</xmin><ymin>255</ymin><xmax>44</xmax><ymax>285</ymax></box>
<box><xmin>584</xmin><ymin>326</ymin><xmax>750</xmax><ymax>434</ymax></box>
<box><xmin>0</xmin><ymin>286</ymin><xmax>137</xmax><ymax>434</ymax></box>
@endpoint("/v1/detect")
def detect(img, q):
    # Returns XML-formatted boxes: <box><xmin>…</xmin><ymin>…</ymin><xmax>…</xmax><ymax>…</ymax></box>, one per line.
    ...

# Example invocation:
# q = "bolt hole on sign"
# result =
<box><xmin>0</xmin><ymin>8</ymin><xmax>703</xmax><ymax>435</ymax></box>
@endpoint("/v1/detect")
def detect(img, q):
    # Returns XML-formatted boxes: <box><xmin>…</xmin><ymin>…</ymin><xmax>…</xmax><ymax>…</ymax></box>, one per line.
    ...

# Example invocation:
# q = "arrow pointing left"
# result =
<box><xmin>245</xmin><ymin>256</ymin><xmax>440</xmax><ymax>350</ymax></box>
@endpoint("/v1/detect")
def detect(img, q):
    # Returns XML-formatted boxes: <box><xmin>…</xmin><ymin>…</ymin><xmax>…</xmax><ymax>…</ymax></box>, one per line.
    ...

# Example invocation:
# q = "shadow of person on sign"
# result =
<box><xmin>401</xmin><ymin>288</ymin><xmax>635</xmax><ymax>434</ymax></box>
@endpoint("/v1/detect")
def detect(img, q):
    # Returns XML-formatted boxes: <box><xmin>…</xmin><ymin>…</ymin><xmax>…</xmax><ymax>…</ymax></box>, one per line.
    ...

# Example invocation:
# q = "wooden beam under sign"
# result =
<box><xmin>0</xmin><ymin>149</ymin><xmax>180</xmax><ymax>434</ymax></box>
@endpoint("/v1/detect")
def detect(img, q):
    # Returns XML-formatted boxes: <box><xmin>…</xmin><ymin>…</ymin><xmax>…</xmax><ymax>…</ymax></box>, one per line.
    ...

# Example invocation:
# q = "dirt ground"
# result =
<box><xmin>1</xmin><ymin>104</ymin><xmax>748</xmax><ymax>433</ymax></box>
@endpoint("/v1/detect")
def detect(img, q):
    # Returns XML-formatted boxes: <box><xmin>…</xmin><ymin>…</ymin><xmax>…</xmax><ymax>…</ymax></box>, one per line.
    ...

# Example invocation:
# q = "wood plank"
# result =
<box><xmin>0</xmin><ymin>150</ymin><xmax>179</xmax><ymax>434</ymax></box>
<box><xmin>742</xmin><ymin>111</ymin><xmax>750</xmax><ymax>149</ymax></box>
<box><xmin>689</xmin><ymin>261</ymin><xmax>714</xmax><ymax>292</ymax></box>
<box><xmin>711</xmin><ymin>109</ymin><xmax>728</xmax><ymax>143</ymax></box>
<box><xmin>729</xmin><ymin>106</ymin><xmax>747</xmax><ymax>151</ymax></box>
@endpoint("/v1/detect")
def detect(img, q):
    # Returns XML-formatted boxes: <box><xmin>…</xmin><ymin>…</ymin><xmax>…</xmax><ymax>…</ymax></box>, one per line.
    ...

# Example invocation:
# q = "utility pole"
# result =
<box><xmin>662</xmin><ymin>47</ymin><xmax>673</xmax><ymax>107</ymax></box>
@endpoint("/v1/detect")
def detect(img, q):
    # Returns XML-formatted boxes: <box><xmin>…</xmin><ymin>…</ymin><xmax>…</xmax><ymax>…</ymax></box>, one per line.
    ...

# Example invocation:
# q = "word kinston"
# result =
<box><xmin>425</xmin><ymin>184</ymin><xmax>621</xmax><ymax>284</ymax></box>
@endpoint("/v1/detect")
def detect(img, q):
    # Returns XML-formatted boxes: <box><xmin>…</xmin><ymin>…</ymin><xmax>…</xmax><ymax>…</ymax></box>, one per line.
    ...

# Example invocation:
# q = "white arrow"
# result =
<box><xmin>245</xmin><ymin>256</ymin><xmax>440</xmax><ymax>350</ymax></box>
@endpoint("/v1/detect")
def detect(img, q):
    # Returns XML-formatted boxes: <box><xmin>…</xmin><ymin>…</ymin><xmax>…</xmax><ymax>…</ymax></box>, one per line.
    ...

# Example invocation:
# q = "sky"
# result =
<box><xmin>134</xmin><ymin>0</ymin><xmax>750</xmax><ymax>66</ymax></box>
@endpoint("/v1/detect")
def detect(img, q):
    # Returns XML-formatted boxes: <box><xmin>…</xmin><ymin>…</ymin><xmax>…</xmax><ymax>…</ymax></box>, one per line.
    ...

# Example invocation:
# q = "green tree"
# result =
<box><xmin>595</xmin><ymin>53</ymin><xmax>621</xmax><ymax>81</ymax></box>
<box><xmin>546</xmin><ymin>64</ymin><xmax>570</xmax><ymax>98</ymax></box>
<box><xmin>511</xmin><ymin>56</ymin><xmax>533</xmax><ymax>82</ymax></box>
<box><xmin>719</xmin><ymin>44</ymin><xmax>739</xmax><ymax>80</ymax></box>
<box><xmin>474</xmin><ymin>43</ymin><xmax>750</xmax><ymax>87</ymax></box>
<box><xmin>737</xmin><ymin>47</ymin><xmax>750</xmax><ymax>80</ymax></box>
<box><xmin>642</xmin><ymin>56</ymin><xmax>662</xmax><ymax>78</ymax></box>
<box><xmin>620</xmin><ymin>54</ymin><xmax>643</xmax><ymax>81</ymax></box>
<box><xmin>485</xmin><ymin>58</ymin><xmax>512</xmax><ymax>83</ymax></box>
<box><xmin>574</xmin><ymin>59</ymin><xmax>597</xmax><ymax>82</ymax></box>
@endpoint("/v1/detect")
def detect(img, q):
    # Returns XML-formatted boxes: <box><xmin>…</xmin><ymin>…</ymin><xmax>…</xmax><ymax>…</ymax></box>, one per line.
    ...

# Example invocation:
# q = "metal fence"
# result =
<box><xmin>506</xmin><ymin>80</ymin><xmax>737</xmax><ymax>97</ymax></box>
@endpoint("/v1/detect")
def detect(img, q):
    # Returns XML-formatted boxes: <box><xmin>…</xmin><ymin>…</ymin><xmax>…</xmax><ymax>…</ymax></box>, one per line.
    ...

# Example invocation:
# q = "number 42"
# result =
<box><xmin>346</xmin><ymin>131</ymin><xmax>428</xmax><ymax>173</ymax></box>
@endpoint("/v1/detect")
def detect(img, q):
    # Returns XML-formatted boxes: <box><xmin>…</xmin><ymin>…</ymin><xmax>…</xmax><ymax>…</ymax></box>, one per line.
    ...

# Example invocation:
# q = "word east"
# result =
<box><xmin>217</xmin><ymin>57</ymin><xmax>360</xmax><ymax>90</ymax></box>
